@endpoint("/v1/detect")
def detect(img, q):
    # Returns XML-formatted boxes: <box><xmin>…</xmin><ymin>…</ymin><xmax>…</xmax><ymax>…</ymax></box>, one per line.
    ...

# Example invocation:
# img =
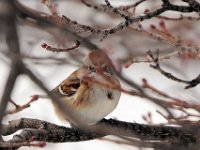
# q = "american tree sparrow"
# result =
<box><xmin>51</xmin><ymin>51</ymin><xmax>121</xmax><ymax>126</ymax></box>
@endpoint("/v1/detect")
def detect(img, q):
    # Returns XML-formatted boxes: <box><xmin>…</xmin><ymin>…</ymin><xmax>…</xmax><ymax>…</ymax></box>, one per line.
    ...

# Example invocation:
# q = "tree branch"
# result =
<box><xmin>14</xmin><ymin>0</ymin><xmax>99</xmax><ymax>50</ymax></box>
<box><xmin>0</xmin><ymin>0</ymin><xmax>22</xmax><ymax>136</ymax></box>
<box><xmin>1</xmin><ymin>118</ymin><xmax>197</xmax><ymax>147</ymax></box>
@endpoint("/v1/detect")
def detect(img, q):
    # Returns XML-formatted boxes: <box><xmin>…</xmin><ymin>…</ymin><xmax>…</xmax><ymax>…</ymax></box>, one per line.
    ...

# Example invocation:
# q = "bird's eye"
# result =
<box><xmin>103</xmin><ymin>65</ymin><xmax>112</xmax><ymax>75</ymax></box>
<box><xmin>87</xmin><ymin>66</ymin><xmax>96</xmax><ymax>72</ymax></box>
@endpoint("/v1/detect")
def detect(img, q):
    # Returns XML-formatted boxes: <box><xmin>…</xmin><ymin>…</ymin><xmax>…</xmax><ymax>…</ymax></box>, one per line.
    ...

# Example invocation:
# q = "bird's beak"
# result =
<box><xmin>95</xmin><ymin>67</ymin><xmax>103</xmax><ymax>74</ymax></box>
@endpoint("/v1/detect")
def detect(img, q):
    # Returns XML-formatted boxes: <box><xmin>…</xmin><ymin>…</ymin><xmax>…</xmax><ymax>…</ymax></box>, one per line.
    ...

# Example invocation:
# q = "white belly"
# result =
<box><xmin>78</xmin><ymin>85</ymin><xmax>120</xmax><ymax>125</ymax></box>
<box><xmin>53</xmin><ymin>72</ymin><xmax>121</xmax><ymax>125</ymax></box>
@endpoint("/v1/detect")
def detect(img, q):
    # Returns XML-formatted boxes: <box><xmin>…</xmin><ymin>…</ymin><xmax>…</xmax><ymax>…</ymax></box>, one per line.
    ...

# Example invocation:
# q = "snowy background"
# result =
<box><xmin>1</xmin><ymin>0</ymin><xmax>200</xmax><ymax>150</ymax></box>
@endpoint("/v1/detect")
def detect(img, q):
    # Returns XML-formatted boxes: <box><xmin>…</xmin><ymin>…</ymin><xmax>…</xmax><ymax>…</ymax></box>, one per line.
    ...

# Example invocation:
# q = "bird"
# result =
<box><xmin>51</xmin><ymin>51</ymin><xmax>121</xmax><ymax>126</ymax></box>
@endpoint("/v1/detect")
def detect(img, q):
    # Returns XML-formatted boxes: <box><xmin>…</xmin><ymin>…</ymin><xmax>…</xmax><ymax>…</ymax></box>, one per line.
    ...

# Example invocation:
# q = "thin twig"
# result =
<box><xmin>41</xmin><ymin>41</ymin><xmax>80</xmax><ymax>52</ymax></box>
<box><xmin>5</xmin><ymin>96</ymin><xmax>38</xmax><ymax>115</ymax></box>
<box><xmin>148</xmin><ymin>50</ymin><xmax>200</xmax><ymax>89</ymax></box>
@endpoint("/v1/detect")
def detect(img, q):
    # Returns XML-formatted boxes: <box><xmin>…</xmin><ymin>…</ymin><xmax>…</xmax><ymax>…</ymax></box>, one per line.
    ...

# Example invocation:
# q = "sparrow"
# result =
<box><xmin>51</xmin><ymin>51</ymin><xmax>121</xmax><ymax>126</ymax></box>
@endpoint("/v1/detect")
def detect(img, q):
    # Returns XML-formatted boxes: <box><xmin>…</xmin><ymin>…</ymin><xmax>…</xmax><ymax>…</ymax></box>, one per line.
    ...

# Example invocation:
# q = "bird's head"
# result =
<box><xmin>85</xmin><ymin>51</ymin><xmax>114</xmax><ymax>75</ymax></box>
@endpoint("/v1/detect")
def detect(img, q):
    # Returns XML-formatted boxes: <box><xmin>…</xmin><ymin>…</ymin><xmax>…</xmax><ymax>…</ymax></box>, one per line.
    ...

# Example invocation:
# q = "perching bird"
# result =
<box><xmin>51</xmin><ymin>51</ymin><xmax>121</xmax><ymax>126</ymax></box>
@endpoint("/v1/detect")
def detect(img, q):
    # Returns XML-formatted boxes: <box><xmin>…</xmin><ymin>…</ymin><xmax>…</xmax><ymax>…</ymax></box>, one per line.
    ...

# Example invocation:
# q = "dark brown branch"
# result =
<box><xmin>104</xmin><ymin>0</ymin><xmax>129</xmax><ymax>20</ymax></box>
<box><xmin>181</xmin><ymin>0</ymin><xmax>200</xmax><ymax>12</ymax></box>
<box><xmin>14</xmin><ymin>0</ymin><xmax>99</xmax><ymax>50</ymax></box>
<box><xmin>184</xmin><ymin>74</ymin><xmax>200</xmax><ymax>89</ymax></box>
<box><xmin>1</xmin><ymin>118</ymin><xmax>197</xmax><ymax>147</ymax></box>
<box><xmin>81</xmin><ymin>0</ymin><xmax>127</xmax><ymax>18</ymax></box>
<box><xmin>0</xmin><ymin>0</ymin><xmax>22</xmax><ymax>136</ymax></box>
<box><xmin>148</xmin><ymin>50</ymin><xmax>200</xmax><ymax>89</ymax></box>
<box><xmin>15</xmin><ymin>0</ymin><xmax>199</xmax><ymax>41</ymax></box>
<box><xmin>99</xmin><ymin>0</ymin><xmax>197</xmax><ymax>38</ymax></box>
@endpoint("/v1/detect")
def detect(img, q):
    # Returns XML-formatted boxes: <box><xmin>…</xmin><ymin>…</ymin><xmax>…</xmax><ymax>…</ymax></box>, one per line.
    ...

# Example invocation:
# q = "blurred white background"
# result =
<box><xmin>1</xmin><ymin>0</ymin><xmax>200</xmax><ymax>150</ymax></box>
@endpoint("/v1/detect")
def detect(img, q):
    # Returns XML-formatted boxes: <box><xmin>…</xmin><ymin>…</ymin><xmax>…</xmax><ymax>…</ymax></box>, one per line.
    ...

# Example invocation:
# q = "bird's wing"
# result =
<box><xmin>51</xmin><ymin>70</ymin><xmax>81</xmax><ymax>97</ymax></box>
<box><xmin>59</xmin><ymin>78</ymin><xmax>80</xmax><ymax>96</ymax></box>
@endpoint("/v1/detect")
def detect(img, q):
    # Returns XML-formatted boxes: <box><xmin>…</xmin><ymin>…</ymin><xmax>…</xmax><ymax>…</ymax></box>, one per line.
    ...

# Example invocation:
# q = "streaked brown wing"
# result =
<box><xmin>51</xmin><ymin>69</ymin><xmax>81</xmax><ymax>98</ymax></box>
<box><xmin>59</xmin><ymin>78</ymin><xmax>80</xmax><ymax>96</ymax></box>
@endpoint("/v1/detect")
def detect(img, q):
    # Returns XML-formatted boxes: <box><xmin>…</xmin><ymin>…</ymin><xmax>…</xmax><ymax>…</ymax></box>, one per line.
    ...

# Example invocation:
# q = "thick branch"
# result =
<box><xmin>1</xmin><ymin>118</ymin><xmax>197</xmax><ymax>146</ymax></box>
<box><xmin>0</xmin><ymin>0</ymin><xmax>21</xmax><ymax>136</ymax></box>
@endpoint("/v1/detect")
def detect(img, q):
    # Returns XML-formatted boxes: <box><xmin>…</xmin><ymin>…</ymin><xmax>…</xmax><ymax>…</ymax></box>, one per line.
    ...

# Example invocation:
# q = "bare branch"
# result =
<box><xmin>5</xmin><ymin>96</ymin><xmax>38</xmax><ymax>115</ymax></box>
<box><xmin>1</xmin><ymin>118</ymin><xmax>197</xmax><ymax>147</ymax></box>
<box><xmin>14</xmin><ymin>0</ymin><xmax>99</xmax><ymax>50</ymax></box>
<box><xmin>148</xmin><ymin>50</ymin><xmax>200</xmax><ymax>89</ymax></box>
<box><xmin>41</xmin><ymin>41</ymin><xmax>80</xmax><ymax>52</ymax></box>
<box><xmin>0</xmin><ymin>0</ymin><xmax>21</xmax><ymax>136</ymax></box>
